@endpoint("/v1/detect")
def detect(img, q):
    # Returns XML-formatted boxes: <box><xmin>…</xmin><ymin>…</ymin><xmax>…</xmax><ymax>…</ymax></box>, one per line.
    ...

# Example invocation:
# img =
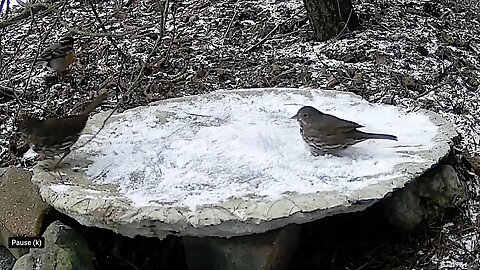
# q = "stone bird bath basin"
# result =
<box><xmin>31</xmin><ymin>88</ymin><xmax>456</xmax><ymax>239</ymax></box>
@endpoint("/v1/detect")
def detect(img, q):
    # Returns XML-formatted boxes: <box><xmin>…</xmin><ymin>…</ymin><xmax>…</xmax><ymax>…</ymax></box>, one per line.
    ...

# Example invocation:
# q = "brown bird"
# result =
<box><xmin>291</xmin><ymin>106</ymin><xmax>398</xmax><ymax>156</ymax></box>
<box><xmin>17</xmin><ymin>92</ymin><xmax>108</xmax><ymax>166</ymax></box>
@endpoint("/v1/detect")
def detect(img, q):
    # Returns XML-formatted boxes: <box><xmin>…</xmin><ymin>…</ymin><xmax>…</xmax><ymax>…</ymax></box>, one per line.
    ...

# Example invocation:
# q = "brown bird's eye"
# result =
<box><xmin>303</xmin><ymin>113</ymin><xmax>309</xmax><ymax>118</ymax></box>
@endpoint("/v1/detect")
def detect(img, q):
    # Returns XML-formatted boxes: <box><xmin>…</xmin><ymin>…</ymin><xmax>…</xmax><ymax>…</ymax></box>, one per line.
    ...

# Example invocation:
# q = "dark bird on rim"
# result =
<box><xmin>17</xmin><ymin>91</ymin><xmax>109</xmax><ymax>167</ymax></box>
<box><xmin>291</xmin><ymin>106</ymin><xmax>398</xmax><ymax>156</ymax></box>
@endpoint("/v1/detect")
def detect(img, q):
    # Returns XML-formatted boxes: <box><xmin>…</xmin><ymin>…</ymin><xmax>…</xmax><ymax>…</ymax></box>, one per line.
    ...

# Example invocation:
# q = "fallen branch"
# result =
<box><xmin>59</xmin><ymin>21</ymin><xmax>151</xmax><ymax>37</ymax></box>
<box><xmin>0</xmin><ymin>84</ymin><xmax>19</xmax><ymax>99</ymax></box>
<box><xmin>244</xmin><ymin>23</ymin><xmax>281</xmax><ymax>53</ymax></box>
<box><xmin>0</xmin><ymin>3</ymin><xmax>50</xmax><ymax>29</ymax></box>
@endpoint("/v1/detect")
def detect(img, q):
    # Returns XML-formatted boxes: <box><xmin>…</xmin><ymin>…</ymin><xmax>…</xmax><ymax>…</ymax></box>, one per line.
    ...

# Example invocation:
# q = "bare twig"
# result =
<box><xmin>159</xmin><ymin>0</ymin><xmax>169</xmax><ymax>37</ymax></box>
<box><xmin>162</xmin><ymin>0</ymin><xmax>176</xmax><ymax>65</ymax></box>
<box><xmin>0</xmin><ymin>3</ymin><xmax>51</xmax><ymax>29</ymax></box>
<box><xmin>372</xmin><ymin>18</ymin><xmax>392</xmax><ymax>32</ymax></box>
<box><xmin>72</xmin><ymin>0</ymin><xmax>175</xmax><ymax>151</ymax></box>
<box><xmin>269</xmin><ymin>24</ymin><xmax>307</xmax><ymax>40</ymax></box>
<box><xmin>184</xmin><ymin>112</ymin><xmax>213</xmax><ymax>118</ymax></box>
<box><xmin>0</xmin><ymin>22</ymin><xmax>4</xmax><ymax>69</ymax></box>
<box><xmin>244</xmin><ymin>9</ymin><xmax>304</xmax><ymax>53</ymax></box>
<box><xmin>87</xmin><ymin>0</ymin><xmax>127</xmax><ymax>59</ymax></box>
<box><xmin>332</xmin><ymin>5</ymin><xmax>354</xmax><ymax>40</ymax></box>
<box><xmin>112</xmin><ymin>0</ymin><xmax>173</xmax><ymax>110</ymax></box>
<box><xmin>0</xmin><ymin>84</ymin><xmax>21</xmax><ymax>97</ymax></box>
<box><xmin>244</xmin><ymin>24</ymin><xmax>280</xmax><ymax>53</ymax></box>
<box><xmin>223</xmin><ymin>8</ymin><xmax>238</xmax><ymax>43</ymax></box>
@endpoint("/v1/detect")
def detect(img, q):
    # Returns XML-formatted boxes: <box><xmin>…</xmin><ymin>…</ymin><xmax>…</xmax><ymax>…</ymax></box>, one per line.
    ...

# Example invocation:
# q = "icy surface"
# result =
<box><xmin>82</xmin><ymin>89</ymin><xmax>438</xmax><ymax>210</ymax></box>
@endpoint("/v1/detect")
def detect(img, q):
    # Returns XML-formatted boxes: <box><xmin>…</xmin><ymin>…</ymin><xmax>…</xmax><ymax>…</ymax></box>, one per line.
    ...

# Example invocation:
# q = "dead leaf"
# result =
<box><xmin>401</xmin><ymin>76</ymin><xmax>415</xmax><ymax>89</ymax></box>
<box><xmin>375</xmin><ymin>54</ymin><xmax>387</xmax><ymax>65</ymax></box>
<box><xmin>327</xmin><ymin>75</ymin><xmax>340</xmax><ymax>88</ymax></box>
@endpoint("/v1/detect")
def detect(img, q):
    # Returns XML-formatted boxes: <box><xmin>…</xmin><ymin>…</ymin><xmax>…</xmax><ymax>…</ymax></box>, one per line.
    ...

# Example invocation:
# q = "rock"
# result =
<box><xmin>0</xmin><ymin>167</ymin><xmax>50</xmax><ymax>258</ymax></box>
<box><xmin>0</xmin><ymin>246</ymin><xmax>15</xmax><ymax>270</ymax></box>
<box><xmin>12</xmin><ymin>221</ymin><xmax>94</xmax><ymax>270</ymax></box>
<box><xmin>10</xmin><ymin>254</ymin><xmax>33</xmax><ymax>270</ymax></box>
<box><xmin>184</xmin><ymin>225</ymin><xmax>300</xmax><ymax>270</ymax></box>
<box><xmin>29</xmin><ymin>88</ymin><xmax>457</xmax><ymax>239</ymax></box>
<box><xmin>384</xmin><ymin>164</ymin><xmax>467</xmax><ymax>229</ymax></box>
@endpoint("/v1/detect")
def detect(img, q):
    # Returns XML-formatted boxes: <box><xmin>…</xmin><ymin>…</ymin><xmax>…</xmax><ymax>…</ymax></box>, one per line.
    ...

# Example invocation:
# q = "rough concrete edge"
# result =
<box><xmin>31</xmin><ymin>88</ymin><xmax>457</xmax><ymax>238</ymax></box>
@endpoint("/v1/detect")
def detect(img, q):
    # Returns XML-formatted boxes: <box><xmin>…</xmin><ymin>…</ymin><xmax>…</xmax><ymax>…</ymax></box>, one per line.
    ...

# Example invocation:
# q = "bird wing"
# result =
<box><xmin>31</xmin><ymin>116</ymin><xmax>87</xmax><ymax>146</ymax></box>
<box><xmin>321</xmin><ymin>113</ymin><xmax>364</xmax><ymax>132</ymax></box>
<box><xmin>46</xmin><ymin>116</ymin><xmax>87</xmax><ymax>134</ymax></box>
<box><xmin>37</xmin><ymin>43</ymin><xmax>71</xmax><ymax>61</ymax></box>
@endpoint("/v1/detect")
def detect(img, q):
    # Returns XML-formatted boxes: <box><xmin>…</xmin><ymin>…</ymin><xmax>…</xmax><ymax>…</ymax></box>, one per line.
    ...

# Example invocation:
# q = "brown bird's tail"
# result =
<box><xmin>81</xmin><ymin>92</ymin><xmax>109</xmax><ymax>115</ymax></box>
<box><xmin>362</xmin><ymin>131</ymin><xmax>398</xmax><ymax>141</ymax></box>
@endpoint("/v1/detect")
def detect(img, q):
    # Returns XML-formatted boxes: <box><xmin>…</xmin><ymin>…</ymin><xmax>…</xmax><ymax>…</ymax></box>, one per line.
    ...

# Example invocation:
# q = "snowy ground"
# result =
<box><xmin>0</xmin><ymin>0</ymin><xmax>479</xmax><ymax>268</ymax></box>
<box><xmin>83</xmin><ymin>90</ymin><xmax>437</xmax><ymax>209</ymax></box>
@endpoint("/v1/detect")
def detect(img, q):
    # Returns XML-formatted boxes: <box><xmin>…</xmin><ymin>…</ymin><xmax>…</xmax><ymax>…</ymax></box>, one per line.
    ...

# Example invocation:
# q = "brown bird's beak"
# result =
<box><xmin>290</xmin><ymin>113</ymin><xmax>298</xmax><ymax>119</ymax></box>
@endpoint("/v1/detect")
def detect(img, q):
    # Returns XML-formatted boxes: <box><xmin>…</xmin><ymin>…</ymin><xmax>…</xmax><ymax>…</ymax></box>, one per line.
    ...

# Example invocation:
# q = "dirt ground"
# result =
<box><xmin>1</xmin><ymin>0</ymin><xmax>479</xmax><ymax>268</ymax></box>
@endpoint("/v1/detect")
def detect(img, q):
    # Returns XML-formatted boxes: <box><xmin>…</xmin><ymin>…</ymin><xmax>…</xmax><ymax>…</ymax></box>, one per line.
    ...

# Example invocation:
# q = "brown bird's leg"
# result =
<box><xmin>54</xmin><ymin>149</ymin><xmax>71</xmax><ymax>168</ymax></box>
<box><xmin>37</xmin><ymin>153</ymin><xmax>47</xmax><ymax>161</ymax></box>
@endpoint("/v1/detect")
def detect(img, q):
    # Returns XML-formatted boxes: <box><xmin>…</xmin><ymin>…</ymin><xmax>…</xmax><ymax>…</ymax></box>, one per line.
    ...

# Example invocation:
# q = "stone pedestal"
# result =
<box><xmin>384</xmin><ymin>164</ymin><xmax>466</xmax><ymax>229</ymax></box>
<box><xmin>183</xmin><ymin>225</ymin><xmax>301</xmax><ymax>270</ymax></box>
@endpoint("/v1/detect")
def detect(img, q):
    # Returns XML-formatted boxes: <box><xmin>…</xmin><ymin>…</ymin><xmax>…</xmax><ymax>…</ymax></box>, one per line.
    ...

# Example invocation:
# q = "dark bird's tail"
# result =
<box><xmin>361</xmin><ymin>132</ymin><xmax>398</xmax><ymax>141</ymax></box>
<box><xmin>81</xmin><ymin>92</ymin><xmax>109</xmax><ymax>115</ymax></box>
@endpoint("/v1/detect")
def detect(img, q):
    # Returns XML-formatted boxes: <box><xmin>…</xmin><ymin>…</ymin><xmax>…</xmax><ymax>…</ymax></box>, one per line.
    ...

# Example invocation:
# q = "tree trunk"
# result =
<box><xmin>303</xmin><ymin>0</ymin><xmax>359</xmax><ymax>41</ymax></box>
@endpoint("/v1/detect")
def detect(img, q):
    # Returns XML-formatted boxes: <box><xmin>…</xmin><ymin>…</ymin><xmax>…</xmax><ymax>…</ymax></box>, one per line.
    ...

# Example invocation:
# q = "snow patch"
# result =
<box><xmin>82</xmin><ymin>90</ymin><xmax>439</xmax><ymax>210</ymax></box>
<box><xmin>49</xmin><ymin>184</ymin><xmax>72</xmax><ymax>194</ymax></box>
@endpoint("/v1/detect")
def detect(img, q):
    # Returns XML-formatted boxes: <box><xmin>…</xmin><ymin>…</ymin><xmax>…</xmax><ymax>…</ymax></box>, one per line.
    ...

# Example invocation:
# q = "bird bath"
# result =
<box><xmin>31</xmin><ymin>88</ymin><xmax>456</xmax><ymax>239</ymax></box>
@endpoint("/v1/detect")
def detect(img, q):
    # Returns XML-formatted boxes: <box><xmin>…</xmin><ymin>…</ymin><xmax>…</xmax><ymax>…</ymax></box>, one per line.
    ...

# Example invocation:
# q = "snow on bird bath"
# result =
<box><xmin>82</xmin><ymin>89</ymin><xmax>438</xmax><ymax>210</ymax></box>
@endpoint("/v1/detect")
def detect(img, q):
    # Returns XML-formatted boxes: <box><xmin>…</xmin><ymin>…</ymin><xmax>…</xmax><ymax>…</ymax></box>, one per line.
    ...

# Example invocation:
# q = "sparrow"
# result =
<box><xmin>35</xmin><ymin>36</ymin><xmax>76</xmax><ymax>74</ymax></box>
<box><xmin>17</xmin><ymin>91</ymin><xmax>108</xmax><ymax>166</ymax></box>
<box><xmin>291</xmin><ymin>106</ymin><xmax>398</xmax><ymax>155</ymax></box>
